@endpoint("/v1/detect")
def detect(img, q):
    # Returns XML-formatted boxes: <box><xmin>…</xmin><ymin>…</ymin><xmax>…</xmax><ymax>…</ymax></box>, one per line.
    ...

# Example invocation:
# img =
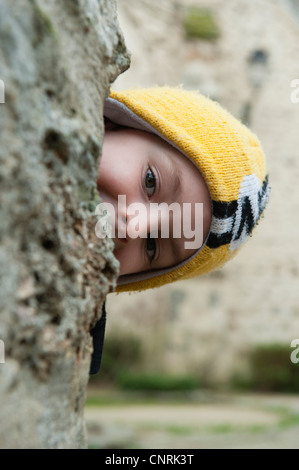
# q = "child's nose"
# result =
<box><xmin>126</xmin><ymin>205</ymin><xmax>161</xmax><ymax>240</ymax></box>
<box><xmin>115</xmin><ymin>202</ymin><xmax>127</xmax><ymax>240</ymax></box>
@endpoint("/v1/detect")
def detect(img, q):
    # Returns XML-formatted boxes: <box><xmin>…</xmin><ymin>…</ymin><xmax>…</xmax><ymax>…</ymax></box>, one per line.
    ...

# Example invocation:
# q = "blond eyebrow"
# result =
<box><xmin>160</xmin><ymin>150</ymin><xmax>183</xmax><ymax>264</ymax></box>
<box><xmin>162</xmin><ymin>148</ymin><xmax>182</xmax><ymax>202</ymax></box>
<box><xmin>173</xmin><ymin>167</ymin><xmax>181</xmax><ymax>201</ymax></box>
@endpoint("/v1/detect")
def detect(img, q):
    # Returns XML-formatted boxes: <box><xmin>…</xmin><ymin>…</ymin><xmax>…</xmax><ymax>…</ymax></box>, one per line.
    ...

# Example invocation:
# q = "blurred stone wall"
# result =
<box><xmin>106</xmin><ymin>0</ymin><xmax>299</xmax><ymax>384</ymax></box>
<box><xmin>0</xmin><ymin>0</ymin><xmax>129</xmax><ymax>448</ymax></box>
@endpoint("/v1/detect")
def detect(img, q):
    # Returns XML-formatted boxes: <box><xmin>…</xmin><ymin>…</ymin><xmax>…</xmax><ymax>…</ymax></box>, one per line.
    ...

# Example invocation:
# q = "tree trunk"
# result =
<box><xmin>0</xmin><ymin>0</ymin><xmax>129</xmax><ymax>448</ymax></box>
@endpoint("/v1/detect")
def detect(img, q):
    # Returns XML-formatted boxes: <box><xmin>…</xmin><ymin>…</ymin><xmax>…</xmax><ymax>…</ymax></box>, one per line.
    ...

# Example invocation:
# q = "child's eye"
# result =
<box><xmin>146</xmin><ymin>234</ymin><xmax>156</xmax><ymax>263</ymax></box>
<box><xmin>144</xmin><ymin>167</ymin><xmax>156</xmax><ymax>197</ymax></box>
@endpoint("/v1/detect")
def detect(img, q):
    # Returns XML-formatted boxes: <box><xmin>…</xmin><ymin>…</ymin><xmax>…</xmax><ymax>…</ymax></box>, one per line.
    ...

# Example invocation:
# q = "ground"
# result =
<box><xmin>84</xmin><ymin>388</ymin><xmax>299</xmax><ymax>449</ymax></box>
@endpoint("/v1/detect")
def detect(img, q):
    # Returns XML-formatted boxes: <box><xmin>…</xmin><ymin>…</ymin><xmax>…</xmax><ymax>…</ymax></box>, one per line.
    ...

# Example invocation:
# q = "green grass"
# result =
<box><xmin>116</xmin><ymin>372</ymin><xmax>200</xmax><ymax>392</ymax></box>
<box><xmin>85</xmin><ymin>393</ymin><xmax>160</xmax><ymax>408</ymax></box>
<box><xmin>86</xmin><ymin>386</ymin><xmax>200</xmax><ymax>407</ymax></box>
<box><xmin>277</xmin><ymin>411</ymin><xmax>299</xmax><ymax>429</ymax></box>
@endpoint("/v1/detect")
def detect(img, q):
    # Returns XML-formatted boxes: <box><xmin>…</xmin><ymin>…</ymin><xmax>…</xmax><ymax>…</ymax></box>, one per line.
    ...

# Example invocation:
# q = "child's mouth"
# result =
<box><xmin>96</xmin><ymin>184</ymin><xmax>129</xmax><ymax>249</ymax></box>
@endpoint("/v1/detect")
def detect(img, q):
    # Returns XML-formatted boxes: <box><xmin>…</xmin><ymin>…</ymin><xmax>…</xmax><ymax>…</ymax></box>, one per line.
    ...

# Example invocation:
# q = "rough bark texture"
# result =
<box><xmin>0</xmin><ymin>0</ymin><xmax>129</xmax><ymax>448</ymax></box>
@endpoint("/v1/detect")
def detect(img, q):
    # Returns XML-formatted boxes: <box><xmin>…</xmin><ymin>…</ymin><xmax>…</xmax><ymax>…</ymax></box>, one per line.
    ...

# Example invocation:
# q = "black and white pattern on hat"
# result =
<box><xmin>207</xmin><ymin>174</ymin><xmax>269</xmax><ymax>252</ymax></box>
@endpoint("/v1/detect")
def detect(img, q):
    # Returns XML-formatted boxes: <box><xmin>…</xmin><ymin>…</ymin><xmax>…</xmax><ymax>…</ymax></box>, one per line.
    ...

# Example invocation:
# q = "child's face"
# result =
<box><xmin>97</xmin><ymin>128</ymin><xmax>212</xmax><ymax>276</ymax></box>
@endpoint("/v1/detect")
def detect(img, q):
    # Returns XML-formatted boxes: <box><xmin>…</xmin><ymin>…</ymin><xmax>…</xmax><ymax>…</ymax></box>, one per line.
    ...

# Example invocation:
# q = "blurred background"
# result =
<box><xmin>86</xmin><ymin>0</ymin><xmax>299</xmax><ymax>448</ymax></box>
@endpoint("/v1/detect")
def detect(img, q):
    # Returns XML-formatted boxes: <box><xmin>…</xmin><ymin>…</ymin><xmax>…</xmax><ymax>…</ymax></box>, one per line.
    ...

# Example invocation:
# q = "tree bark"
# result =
<box><xmin>0</xmin><ymin>0</ymin><xmax>129</xmax><ymax>448</ymax></box>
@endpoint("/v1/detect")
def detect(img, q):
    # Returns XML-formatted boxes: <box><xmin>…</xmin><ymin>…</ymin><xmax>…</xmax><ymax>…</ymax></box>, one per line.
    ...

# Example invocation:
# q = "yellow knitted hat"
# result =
<box><xmin>103</xmin><ymin>86</ymin><xmax>269</xmax><ymax>292</ymax></box>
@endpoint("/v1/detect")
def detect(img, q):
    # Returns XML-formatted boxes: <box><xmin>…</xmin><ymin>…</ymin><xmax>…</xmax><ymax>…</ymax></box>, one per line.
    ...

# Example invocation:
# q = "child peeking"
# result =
<box><xmin>90</xmin><ymin>86</ymin><xmax>270</xmax><ymax>374</ymax></box>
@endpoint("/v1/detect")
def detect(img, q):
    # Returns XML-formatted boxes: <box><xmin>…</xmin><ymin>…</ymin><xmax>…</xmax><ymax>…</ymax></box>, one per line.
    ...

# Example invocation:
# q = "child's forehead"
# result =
<box><xmin>108</xmin><ymin>125</ymin><xmax>203</xmax><ymax>186</ymax></box>
<box><xmin>104</xmin><ymin>97</ymin><xmax>188</xmax><ymax>160</ymax></box>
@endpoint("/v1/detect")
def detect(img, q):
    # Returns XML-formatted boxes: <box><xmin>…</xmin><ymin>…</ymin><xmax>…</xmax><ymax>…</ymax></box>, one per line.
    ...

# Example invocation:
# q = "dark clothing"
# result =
<box><xmin>89</xmin><ymin>301</ymin><xmax>107</xmax><ymax>375</ymax></box>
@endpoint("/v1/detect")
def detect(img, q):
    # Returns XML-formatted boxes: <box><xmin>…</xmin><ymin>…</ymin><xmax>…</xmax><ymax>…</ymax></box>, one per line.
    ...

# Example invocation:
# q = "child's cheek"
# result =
<box><xmin>113</xmin><ymin>242</ymin><xmax>143</xmax><ymax>276</ymax></box>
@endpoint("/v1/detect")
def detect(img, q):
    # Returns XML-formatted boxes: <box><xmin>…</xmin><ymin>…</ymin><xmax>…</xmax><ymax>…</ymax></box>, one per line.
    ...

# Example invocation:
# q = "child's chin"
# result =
<box><xmin>112</xmin><ymin>236</ymin><xmax>128</xmax><ymax>251</ymax></box>
<box><xmin>113</xmin><ymin>249</ymin><xmax>129</xmax><ymax>276</ymax></box>
<box><xmin>112</xmin><ymin>237</ymin><xmax>121</xmax><ymax>251</ymax></box>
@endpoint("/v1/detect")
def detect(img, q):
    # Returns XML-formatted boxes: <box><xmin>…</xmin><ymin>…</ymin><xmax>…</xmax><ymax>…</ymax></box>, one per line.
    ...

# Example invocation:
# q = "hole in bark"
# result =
<box><xmin>36</xmin><ymin>293</ymin><xmax>46</xmax><ymax>304</ymax></box>
<box><xmin>43</xmin><ymin>129</ymin><xmax>69</xmax><ymax>164</ymax></box>
<box><xmin>44</xmin><ymin>130</ymin><xmax>60</xmax><ymax>146</ymax></box>
<box><xmin>41</xmin><ymin>237</ymin><xmax>56</xmax><ymax>251</ymax></box>
<box><xmin>33</xmin><ymin>271</ymin><xmax>41</xmax><ymax>282</ymax></box>
<box><xmin>66</xmin><ymin>330</ymin><xmax>72</xmax><ymax>340</ymax></box>
<box><xmin>51</xmin><ymin>315</ymin><xmax>61</xmax><ymax>325</ymax></box>
<box><xmin>45</xmin><ymin>88</ymin><xmax>55</xmax><ymax>99</ymax></box>
<box><xmin>58</xmin><ymin>254</ymin><xmax>75</xmax><ymax>275</ymax></box>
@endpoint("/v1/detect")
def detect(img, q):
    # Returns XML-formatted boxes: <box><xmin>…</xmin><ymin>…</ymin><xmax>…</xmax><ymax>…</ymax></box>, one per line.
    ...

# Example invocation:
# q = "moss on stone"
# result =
<box><xmin>29</xmin><ymin>0</ymin><xmax>59</xmax><ymax>46</ymax></box>
<box><xmin>183</xmin><ymin>7</ymin><xmax>220</xmax><ymax>41</ymax></box>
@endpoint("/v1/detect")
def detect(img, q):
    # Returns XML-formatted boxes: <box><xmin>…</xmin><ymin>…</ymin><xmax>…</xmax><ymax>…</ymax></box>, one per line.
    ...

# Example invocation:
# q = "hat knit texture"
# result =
<box><xmin>108</xmin><ymin>87</ymin><xmax>270</xmax><ymax>293</ymax></box>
